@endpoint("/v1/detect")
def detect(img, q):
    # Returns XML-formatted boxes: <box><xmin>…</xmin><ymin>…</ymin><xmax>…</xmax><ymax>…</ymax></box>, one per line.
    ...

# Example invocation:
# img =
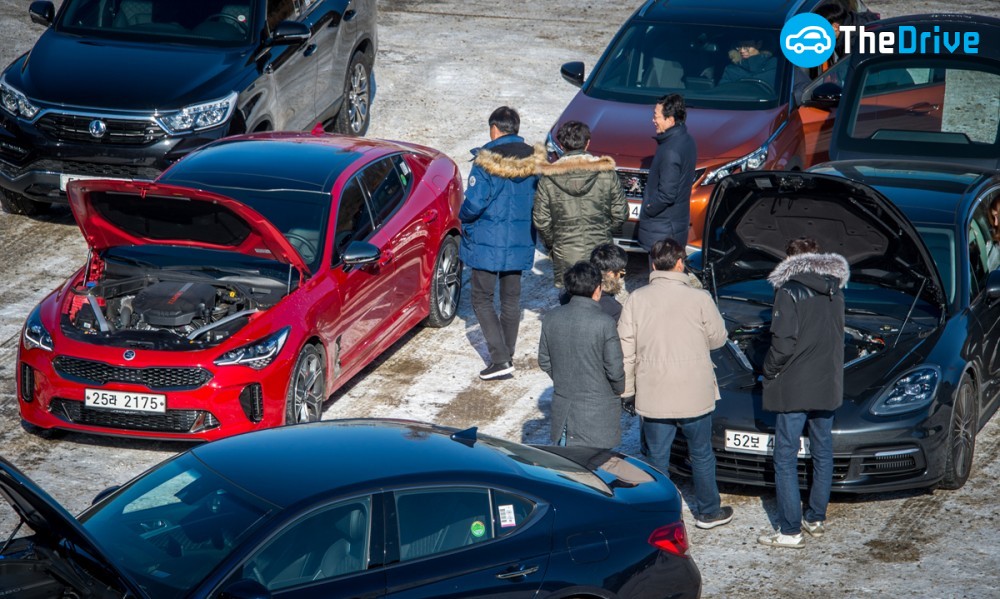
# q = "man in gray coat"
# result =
<box><xmin>539</xmin><ymin>261</ymin><xmax>626</xmax><ymax>449</ymax></box>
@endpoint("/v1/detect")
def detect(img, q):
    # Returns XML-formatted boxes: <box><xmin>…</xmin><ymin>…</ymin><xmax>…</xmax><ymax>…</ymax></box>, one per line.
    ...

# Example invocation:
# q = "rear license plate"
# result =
<box><xmin>628</xmin><ymin>200</ymin><xmax>641</xmax><ymax>222</ymax></box>
<box><xmin>725</xmin><ymin>429</ymin><xmax>810</xmax><ymax>458</ymax></box>
<box><xmin>59</xmin><ymin>174</ymin><xmax>128</xmax><ymax>192</ymax></box>
<box><xmin>85</xmin><ymin>388</ymin><xmax>166</xmax><ymax>414</ymax></box>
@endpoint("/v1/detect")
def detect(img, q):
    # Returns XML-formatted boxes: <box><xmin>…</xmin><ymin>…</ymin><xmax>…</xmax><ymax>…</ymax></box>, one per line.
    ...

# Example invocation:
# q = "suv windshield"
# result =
<box><xmin>587</xmin><ymin>22</ymin><xmax>788</xmax><ymax>109</ymax></box>
<box><xmin>56</xmin><ymin>0</ymin><xmax>258</xmax><ymax>46</ymax></box>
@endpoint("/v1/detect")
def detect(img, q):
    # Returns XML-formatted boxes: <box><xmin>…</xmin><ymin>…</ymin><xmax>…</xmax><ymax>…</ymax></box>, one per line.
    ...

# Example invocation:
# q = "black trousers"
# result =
<box><xmin>470</xmin><ymin>269</ymin><xmax>521</xmax><ymax>364</ymax></box>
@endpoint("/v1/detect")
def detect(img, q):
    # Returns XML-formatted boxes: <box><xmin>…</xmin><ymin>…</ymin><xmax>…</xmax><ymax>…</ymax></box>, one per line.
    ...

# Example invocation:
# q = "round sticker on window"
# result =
<box><xmin>470</xmin><ymin>520</ymin><xmax>486</xmax><ymax>538</ymax></box>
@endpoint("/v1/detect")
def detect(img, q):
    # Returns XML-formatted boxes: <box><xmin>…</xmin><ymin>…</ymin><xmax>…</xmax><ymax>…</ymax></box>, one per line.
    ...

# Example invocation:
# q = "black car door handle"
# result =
<box><xmin>344</xmin><ymin>9</ymin><xmax>357</xmax><ymax>21</ymax></box>
<box><xmin>495</xmin><ymin>565</ymin><xmax>540</xmax><ymax>580</ymax></box>
<box><xmin>304</xmin><ymin>43</ymin><xmax>318</xmax><ymax>57</ymax></box>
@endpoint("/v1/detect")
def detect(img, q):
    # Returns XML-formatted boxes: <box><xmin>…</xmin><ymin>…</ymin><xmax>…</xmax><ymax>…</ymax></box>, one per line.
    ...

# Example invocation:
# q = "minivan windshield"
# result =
<box><xmin>587</xmin><ymin>22</ymin><xmax>788</xmax><ymax>109</ymax></box>
<box><xmin>56</xmin><ymin>0</ymin><xmax>258</xmax><ymax>46</ymax></box>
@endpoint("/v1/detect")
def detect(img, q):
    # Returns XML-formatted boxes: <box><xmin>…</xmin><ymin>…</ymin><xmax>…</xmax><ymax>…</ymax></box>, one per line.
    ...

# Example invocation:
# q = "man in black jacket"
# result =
<box><xmin>758</xmin><ymin>237</ymin><xmax>849</xmax><ymax>549</ymax></box>
<box><xmin>637</xmin><ymin>94</ymin><xmax>697</xmax><ymax>251</ymax></box>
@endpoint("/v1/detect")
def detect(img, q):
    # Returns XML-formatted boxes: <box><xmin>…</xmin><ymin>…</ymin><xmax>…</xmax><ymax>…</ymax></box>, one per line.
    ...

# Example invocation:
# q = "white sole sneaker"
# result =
<box><xmin>802</xmin><ymin>520</ymin><xmax>826</xmax><ymax>537</ymax></box>
<box><xmin>757</xmin><ymin>531</ymin><xmax>806</xmax><ymax>548</ymax></box>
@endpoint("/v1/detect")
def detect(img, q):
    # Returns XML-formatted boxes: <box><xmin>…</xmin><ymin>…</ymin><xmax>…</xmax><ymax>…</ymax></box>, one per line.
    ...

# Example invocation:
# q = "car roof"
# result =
<box><xmin>157</xmin><ymin>134</ymin><xmax>407</xmax><ymax>197</ymax></box>
<box><xmin>189</xmin><ymin>420</ymin><xmax>546</xmax><ymax>506</ymax></box>
<box><xmin>811</xmin><ymin>160</ymin><xmax>1000</xmax><ymax>226</ymax></box>
<box><xmin>635</xmin><ymin>0</ymin><xmax>822</xmax><ymax>29</ymax></box>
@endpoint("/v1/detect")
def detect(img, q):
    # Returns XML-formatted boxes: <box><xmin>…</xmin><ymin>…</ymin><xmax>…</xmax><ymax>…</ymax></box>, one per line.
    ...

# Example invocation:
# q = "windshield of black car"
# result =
<box><xmin>79</xmin><ymin>454</ymin><xmax>275</xmax><ymax>598</ymax></box>
<box><xmin>56</xmin><ymin>0</ymin><xmax>258</xmax><ymax>46</ymax></box>
<box><xmin>916</xmin><ymin>226</ymin><xmax>958</xmax><ymax>309</ymax></box>
<box><xmin>586</xmin><ymin>22</ymin><xmax>787</xmax><ymax>109</ymax></box>
<box><xmin>842</xmin><ymin>58</ymin><xmax>1000</xmax><ymax>159</ymax></box>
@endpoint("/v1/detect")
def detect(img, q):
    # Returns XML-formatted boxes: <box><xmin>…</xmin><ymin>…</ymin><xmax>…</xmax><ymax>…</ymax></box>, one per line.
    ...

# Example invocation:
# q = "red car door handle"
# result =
<box><xmin>495</xmin><ymin>564</ymin><xmax>540</xmax><ymax>580</ymax></box>
<box><xmin>422</xmin><ymin>209</ymin><xmax>438</xmax><ymax>223</ymax></box>
<box><xmin>378</xmin><ymin>249</ymin><xmax>394</xmax><ymax>267</ymax></box>
<box><xmin>906</xmin><ymin>102</ymin><xmax>939</xmax><ymax>114</ymax></box>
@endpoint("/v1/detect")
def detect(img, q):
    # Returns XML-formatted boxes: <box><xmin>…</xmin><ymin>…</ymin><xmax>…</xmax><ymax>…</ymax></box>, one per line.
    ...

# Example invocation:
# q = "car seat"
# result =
<box><xmin>112</xmin><ymin>0</ymin><xmax>153</xmax><ymax>27</ymax></box>
<box><xmin>313</xmin><ymin>508</ymin><xmax>367</xmax><ymax>580</ymax></box>
<box><xmin>643</xmin><ymin>56</ymin><xmax>686</xmax><ymax>89</ymax></box>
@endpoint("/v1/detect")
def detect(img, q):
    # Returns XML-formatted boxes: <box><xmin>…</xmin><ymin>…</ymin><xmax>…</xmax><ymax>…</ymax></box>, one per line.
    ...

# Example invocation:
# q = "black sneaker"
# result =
<box><xmin>479</xmin><ymin>361</ymin><xmax>514</xmax><ymax>380</ymax></box>
<box><xmin>695</xmin><ymin>506</ymin><xmax>734</xmax><ymax>529</ymax></box>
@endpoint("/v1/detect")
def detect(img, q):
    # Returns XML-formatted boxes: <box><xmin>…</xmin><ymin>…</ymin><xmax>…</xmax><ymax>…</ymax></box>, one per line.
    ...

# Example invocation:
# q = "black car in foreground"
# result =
<box><xmin>676</xmin><ymin>164</ymin><xmax>1000</xmax><ymax>492</ymax></box>
<box><xmin>0</xmin><ymin>0</ymin><xmax>376</xmax><ymax>216</ymax></box>
<box><xmin>0</xmin><ymin>419</ymin><xmax>701</xmax><ymax>598</ymax></box>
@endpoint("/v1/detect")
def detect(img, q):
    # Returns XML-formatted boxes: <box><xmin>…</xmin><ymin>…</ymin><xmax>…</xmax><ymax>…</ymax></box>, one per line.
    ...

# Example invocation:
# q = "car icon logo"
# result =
<box><xmin>785</xmin><ymin>25</ymin><xmax>832</xmax><ymax>54</ymax></box>
<box><xmin>89</xmin><ymin>119</ymin><xmax>107</xmax><ymax>139</ymax></box>
<box><xmin>123</xmin><ymin>349</ymin><xmax>136</xmax><ymax>361</ymax></box>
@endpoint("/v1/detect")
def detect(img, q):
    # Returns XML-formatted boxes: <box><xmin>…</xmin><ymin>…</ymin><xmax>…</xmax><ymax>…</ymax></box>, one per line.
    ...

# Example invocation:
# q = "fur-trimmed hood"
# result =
<box><xmin>473</xmin><ymin>143</ymin><xmax>547</xmax><ymax>180</ymax></box>
<box><xmin>538</xmin><ymin>150</ymin><xmax>617</xmax><ymax>176</ymax></box>
<box><xmin>767</xmin><ymin>252</ymin><xmax>850</xmax><ymax>289</ymax></box>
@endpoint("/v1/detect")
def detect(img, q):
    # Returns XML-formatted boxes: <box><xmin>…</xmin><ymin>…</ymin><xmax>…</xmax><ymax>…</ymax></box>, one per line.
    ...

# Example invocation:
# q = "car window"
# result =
<box><xmin>917</xmin><ymin>226</ymin><xmax>957</xmax><ymax>308</ymax></box>
<box><xmin>969</xmin><ymin>198</ymin><xmax>1000</xmax><ymax>298</ymax></box>
<box><xmin>801</xmin><ymin>59</ymin><xmax>850</xmax><ymax>102</ymax></box>
<box><xmin>491</xmin><ymin>490</ymin><xmax>535</xmax><ymax>538</ymax></box>
<box><xmin>395</xmin><ymin>488</ymin><xmax>493</xmax><ymax>561</ymax></box>
<box><xmin>57</xmin><ymin>0</ymin><xmax>257</xmax><ymax>45</ymax></box>
<box><xmin>266</xmin><ymin>0</ymin><xmax>296</xmax><ymax>29</ymax></box>
<box><xmin>333</xmin><ymin>177</ymin><xmax>375</xmax><ymax>263</ymax></box>
<box><xmin>359</xmin><ymin>156</ymin><xmax>411</xmax><ymax>225</ymax></box>
<box><xmin>232</xmin><ymin>497</ymin><xmax>371</xmax><ymax>592</ymax></box>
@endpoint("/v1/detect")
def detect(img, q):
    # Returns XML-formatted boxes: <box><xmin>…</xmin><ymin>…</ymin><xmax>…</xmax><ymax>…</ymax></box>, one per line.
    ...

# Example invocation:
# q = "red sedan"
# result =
<box><xmin>16</xmin><ymin>133</ymin><xmax>463</xmax><ymax>440</ymax></box>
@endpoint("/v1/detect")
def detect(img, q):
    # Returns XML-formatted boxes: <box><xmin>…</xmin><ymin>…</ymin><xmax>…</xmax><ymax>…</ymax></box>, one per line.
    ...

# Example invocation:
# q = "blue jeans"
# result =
<box><xmin>774</xmin><ymin>411</ymin><xmax>834</xmax><ymax>535</ymax></box>
<box><xmin>643</xmin><ymin>413</ymin><xmax>721</xmax><ymax>518</ymax></box>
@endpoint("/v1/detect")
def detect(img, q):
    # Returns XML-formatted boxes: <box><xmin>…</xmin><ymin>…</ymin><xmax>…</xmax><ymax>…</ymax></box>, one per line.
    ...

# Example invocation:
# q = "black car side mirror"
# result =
<box><xmin>219</xmin><ymin>579</ymin><xmax>272</xmax><ymax>599</ymax></box>
<box><xmin>986</xmin><ymin>269</ymin><xmax>1000</xmax><ymax>301</ymax></box>
<box><xmin>29</xmin><ymin>1</ymin><xmax>54</xmax><ymax>27</ymax></box>
<box><xmin>561</xmin><ymin>61</ymin><xmax>585</xmax><ymax>88</ymax></box>
<box><xmin>268</xmin><ymin>20</ymin><xmax>311</xmax><ymax>45</ymax></box>
<box><xmin>342</xmin><ymin>241</ymin><xmax>380</xmax><ymax>266</ymax></box>
<box><xmin>803</xmin><ymin>82</ymin><xmax>842</xmax><ymax>110</ymax></box>
<box><xmin>91</xmin><ymin>485</ymin><xmax>122</xmax><ymax>506</ymax></box>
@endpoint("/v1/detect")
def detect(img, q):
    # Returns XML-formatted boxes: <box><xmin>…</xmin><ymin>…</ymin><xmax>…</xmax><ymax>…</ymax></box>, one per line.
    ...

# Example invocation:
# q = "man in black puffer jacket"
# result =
<box><xmin>757</xmin><ymin>237</ymin><xmax>848</xmax><ymax>549</ymax></box>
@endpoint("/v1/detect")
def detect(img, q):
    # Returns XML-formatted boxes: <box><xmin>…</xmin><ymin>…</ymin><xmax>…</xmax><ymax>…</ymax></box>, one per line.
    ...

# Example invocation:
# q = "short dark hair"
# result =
<box><xmin>590</xmin><ymin>242</ymin><xmax>627</xmax><ymax>274</ymax></box>
<box><xmin>786</xmin><ymin>237</ymin><xmax>820</xmax><ymax>256</ymax></box>
<box><xmin>563</xmin><ymin>261</ymin><xmax>602</xmax><ymax>297</ymax></box>
<box><xmin>489</xmin><ymin>106</ymin><xmax>520</xmax><ymax>135</ymax></box>
<box><xmin>656</xmin><ymin>94</ymin><xmax>687</xmax><ymax>123</ymax></box>
<box><xmin>650</xmin><ymin>237</ymin><xmax>686</xmax><ymax>271</ymax></box>
<box><xmin>556</xmin><ymin>121</ymin><xmax>591</xmax><ymax>152</ymax></box>
<box><xmin>816</xmin><ymin>1</ymin><xmax>847</xmax><ymax>24</ymax></box>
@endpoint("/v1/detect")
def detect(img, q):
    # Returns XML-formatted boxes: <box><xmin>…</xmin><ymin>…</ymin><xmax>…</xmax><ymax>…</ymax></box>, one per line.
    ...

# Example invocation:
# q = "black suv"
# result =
<box><xmin>0</xmin><ymin>0</ymin><xmax>376</xmax><ymax>215</ymax></box>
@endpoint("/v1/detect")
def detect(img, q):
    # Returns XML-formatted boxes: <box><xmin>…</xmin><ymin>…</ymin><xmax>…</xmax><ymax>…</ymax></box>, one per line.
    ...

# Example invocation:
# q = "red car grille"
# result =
<box><xmin>50</xmin><ymin>398</ymin><xmax>220</xmax><ymax>434</ymax></box>
<box><xmin>35</xmin><ymin>113</ymin><xmax>167</xmax><ymax>145</ymax></box>
<box><xmin>53</xmin><ymin>356</ymin><xmax>212</xmax><ymax>391</ymax></box>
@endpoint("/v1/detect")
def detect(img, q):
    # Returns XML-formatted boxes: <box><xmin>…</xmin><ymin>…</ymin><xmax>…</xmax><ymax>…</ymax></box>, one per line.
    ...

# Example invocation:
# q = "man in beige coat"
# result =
<box><xmin>618</xmin><ymin>237</ymin><xmax>733</xmax><ymax>529</ymax></box>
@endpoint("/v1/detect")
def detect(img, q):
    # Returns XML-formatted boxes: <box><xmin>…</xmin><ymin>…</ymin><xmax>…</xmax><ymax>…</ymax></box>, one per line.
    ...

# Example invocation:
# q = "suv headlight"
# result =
<box><xmin>23</xmin><ymin>306</ymin><xmax>53</xmax><ymax>352</ymax></box>
<box><xmin>214</xmin><ymin>327</ymin><xmax>290</xmax><ymax>370</ymax></box>
<box><xmin>869</xmin><ymin>366</ymin><xmax>941</xmax><ymax>416</ymax></box>
<box><xmin>701</xmin><ymin>143</ymin><xmax>769</xmax><ymax>186</ymax></box>
<box><xmin>156</xmin><ymin>92</ymin><xmax>238</xmax><ymax>134</ymax></box>
<box><xmin>0</xmin><ymin>77</ymin><xmax>40</xmax><ymax>119</ymax></box>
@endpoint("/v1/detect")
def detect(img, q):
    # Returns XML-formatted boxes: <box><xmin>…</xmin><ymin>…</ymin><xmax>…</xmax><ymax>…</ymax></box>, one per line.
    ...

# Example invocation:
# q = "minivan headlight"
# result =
<box><xmin>23</xmin><ymin>305</ymin><xmax>53</xmax><ymax>352</ymax></box>
<box><xmin>0</xmin><ymin>77</ymin><xmax>40</xmax><ymax>119</ymax></box>
<box><xmin>214</xmin><ymin>327</ymin><xmax>289</xmax><ymax>370</ymax></box>
<box><xmin>869</xmin><ymin>366</ymin><xmax>941</xmax><ymax>416</ymax></box>
<box><xmin>156</xmin><ymin>92</ymin><xmax>238</xmax><ymax>134</ymax></box>
<box><xmin>701</xmin><ymin>143</ymin><xmax>769</xmax><ymax>186</ymax></box>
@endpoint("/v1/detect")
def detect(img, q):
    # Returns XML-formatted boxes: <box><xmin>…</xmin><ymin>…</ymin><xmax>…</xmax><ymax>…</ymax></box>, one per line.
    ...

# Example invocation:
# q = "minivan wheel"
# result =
<box><xmin>284</xmin><ymin>344</ymin><xmax>326</xmax><ymax>424</ymax></box>
<box><xmin>424</xmin><ymin>235</ymin><xmax>461</xmax><ymax>328</ymax></box>
<box><xmin>1</xmin><ymin>189</ymin><xmax>49</xmax><ymax>216</ymax></box>
<box><xmin>334</xmin><ymin>51</ymin><xmax>371</xmax><ymax>136</ymax></box>
<box><xmin>938</xmin><ymin>373</ymin><xmax>977</xmax><ymax>490</ymax></box>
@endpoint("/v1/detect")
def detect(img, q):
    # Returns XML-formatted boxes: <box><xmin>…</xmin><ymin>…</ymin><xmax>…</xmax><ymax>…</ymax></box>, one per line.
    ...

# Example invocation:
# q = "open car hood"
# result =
<box><xmin>701</xmin><ymin>171</ymin><xmax>946</xmax><ymax>309</ymax></box>
<box><xmin>0</xmin><ymin>458</ymin><xmax>145</xmax><ymax>597</ymax></box>
<box><xmin>67</xmin><ymin>179</ymin><xmax>311</xmax><ymax>276</ymax></box>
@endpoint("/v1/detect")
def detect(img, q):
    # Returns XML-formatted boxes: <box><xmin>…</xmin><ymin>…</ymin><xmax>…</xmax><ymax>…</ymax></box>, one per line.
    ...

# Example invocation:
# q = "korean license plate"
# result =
<box><xmin>59</xmin><ymin>174</ymin><xmax>128</xmax><ymax>192</ymax></box>
<box><xmin>85</xmin><ymin>388</ymin><xmax>166</xmax><ymax>414</ymax></box>
<box><xmin>725</xmin><ymin>429</ymin><xmax>810</xmax><ymax>457</ymax></box>
<box><xmin>627</xmin><ymin>200</ymin><xmax>642</xmax><ymax>222</ymax></box>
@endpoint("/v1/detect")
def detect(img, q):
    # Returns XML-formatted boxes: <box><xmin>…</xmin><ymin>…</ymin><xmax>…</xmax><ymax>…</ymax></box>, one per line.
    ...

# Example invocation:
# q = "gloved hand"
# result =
<box><xmin>621</xmin><ymin>395</ymin><xmax>636</xmax><ymax>416</ymax></box>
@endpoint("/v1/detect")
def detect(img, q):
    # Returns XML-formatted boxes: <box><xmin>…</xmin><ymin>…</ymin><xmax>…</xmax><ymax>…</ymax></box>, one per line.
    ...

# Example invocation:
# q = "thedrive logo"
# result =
<box><xmin>781</xmin><ymin>13</ymin><xmax>837</xmax><ymax>68</ymax></box>
<box><xmin>840</xmin><ymin>25</ymin><xmax>980</xmax><ymax>55</ymax></box>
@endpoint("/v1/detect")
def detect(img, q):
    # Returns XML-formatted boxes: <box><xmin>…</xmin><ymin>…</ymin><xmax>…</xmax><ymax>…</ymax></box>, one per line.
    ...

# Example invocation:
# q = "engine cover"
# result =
<box><xmin>133</xmin><ymin>281</ymin><xmax>216</xmax><ymax>327</ymax></box>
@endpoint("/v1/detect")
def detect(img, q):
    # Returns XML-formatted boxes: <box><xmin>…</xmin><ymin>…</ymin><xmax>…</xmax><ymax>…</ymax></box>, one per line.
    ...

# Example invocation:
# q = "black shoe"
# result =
<box><xmin>695</xmin><ymin>506</ymin><xmax>734</xmax><ymax>529</ymax></box>
<box><xmin>479</xmin><ymin>361</ymin><xmax>514</xmax><ymax>380</ymax></box>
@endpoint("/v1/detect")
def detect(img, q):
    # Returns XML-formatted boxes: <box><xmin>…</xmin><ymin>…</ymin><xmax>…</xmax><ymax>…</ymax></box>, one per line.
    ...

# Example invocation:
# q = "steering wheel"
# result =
<box><xmin>206</xmin><ymin>12</ymin><xmax>249</xmax><ymax>35</ymax></box>
<box><xmin>285</xmin><ymin>233</ymin><xmax>318</xmax><ymax>262</ymax></box>
<box><xmin>741</xmin><ymin>78</ymin><xmax>776</xmax><ymax>96</ymax></box>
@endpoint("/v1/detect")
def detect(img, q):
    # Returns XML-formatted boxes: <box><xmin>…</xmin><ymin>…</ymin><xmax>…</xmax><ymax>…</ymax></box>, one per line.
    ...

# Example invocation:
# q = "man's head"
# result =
<box><xmin>817</xmin><ymin>2</ymin><xmax>847</xmax><ymax>36</ymax></box>
<box><xmin>564</xmin><ymin>261</ymin><xmax>603</xmax><ymax>299</ymax></box>
<box><xmin>590</xmin><ymin>242</ymin><xmax>627</xmax><ymax>295</ymax></box>
<box><xmin>649</xmin><ymin>237</ymin><xmax>686</xmax><ymax>272</ymax></box>
<box><xmin>785</xmin><ymin>237</ymin><xmax>820</xmax><ymax>256</ymax></box>
<box><xmin>735</xmin><ymin>39</ymin><xmax>762</xmax><ymax>60</ymax></box>
<box><xmin>653</xmin><ymin>93</ymin><xmax>686</xmax><ymax>133</ymax></box>
<box><xmin>489</xmin><ymin>106</ymin><xmax>520</xmax><ymax>140</ymax></box>
<box><xmin>556</xmin><ymin>121</ymin><xmax>591</xmax><ymax>153</ymax></box>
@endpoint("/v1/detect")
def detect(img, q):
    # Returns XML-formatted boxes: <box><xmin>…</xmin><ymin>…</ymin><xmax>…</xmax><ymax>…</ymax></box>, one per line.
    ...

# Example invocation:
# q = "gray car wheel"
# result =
<box><xmin>424</xmin><ymin>235</ymin><xmax>461</xmax><ymax>328</ymax></box>
<box><xmin>938</xmin><ymin>373</ymin><xmax>977</xmax><ymax>490</ymax></box>
<box><xmin>285</xmin><ymin>344</ymin><xmax>327</xmax><ymax>424</ymax></box>
<box><xmin>334</xmin><ymin>51</ymin><xmax>371</xmax><ymax>136</ymax></box>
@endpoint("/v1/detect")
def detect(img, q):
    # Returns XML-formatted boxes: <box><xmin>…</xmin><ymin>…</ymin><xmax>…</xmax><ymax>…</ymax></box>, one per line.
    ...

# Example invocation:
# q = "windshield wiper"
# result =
<box><xmin>718</xmin><ymin>295</ymin><xmax>773</xmax><ymax>308</ymax></box>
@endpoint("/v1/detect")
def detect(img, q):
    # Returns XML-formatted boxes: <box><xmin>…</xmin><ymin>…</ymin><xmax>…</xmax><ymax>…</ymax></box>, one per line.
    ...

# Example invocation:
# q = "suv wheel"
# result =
<box><xmin>1</xmin><ymin>189</ymin><xmax>49</xmax><ymax>216</ymax></box>
<box><xmin>334</xmin><ymin>50</ymin><xmax>372</xmax><ymax>136</ymax></box>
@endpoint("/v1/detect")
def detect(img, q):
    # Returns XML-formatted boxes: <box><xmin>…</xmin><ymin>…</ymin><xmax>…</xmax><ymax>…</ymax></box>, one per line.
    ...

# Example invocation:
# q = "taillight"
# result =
<box><xmin>648</xmin><ymin>521</ymin><xmax>689</xmax><ymax>557</ymax></box>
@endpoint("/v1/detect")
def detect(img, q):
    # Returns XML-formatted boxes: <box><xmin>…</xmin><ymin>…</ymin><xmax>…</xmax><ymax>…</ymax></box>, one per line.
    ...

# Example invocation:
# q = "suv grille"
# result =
<box><xmin>36</xmin><ymin>113</ymin><xmax>167</xmax><ymax>145</ymax></box>
<box><xmin>51</xmin><ymin>398</ymin><xmax>220</xmax><ymax>433</ymax></box>
<box><xmin>53</xmin><ymin>356</ymin><xmax>212</xmax><ymax>391</ymax></box>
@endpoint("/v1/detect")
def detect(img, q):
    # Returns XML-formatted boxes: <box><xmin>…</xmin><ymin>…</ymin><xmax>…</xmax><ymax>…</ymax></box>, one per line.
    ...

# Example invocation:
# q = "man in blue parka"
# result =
<box><xmin>460</xmin><ymin>106</ymin><xmax>543</xmax><ymax>380</ymax></box>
